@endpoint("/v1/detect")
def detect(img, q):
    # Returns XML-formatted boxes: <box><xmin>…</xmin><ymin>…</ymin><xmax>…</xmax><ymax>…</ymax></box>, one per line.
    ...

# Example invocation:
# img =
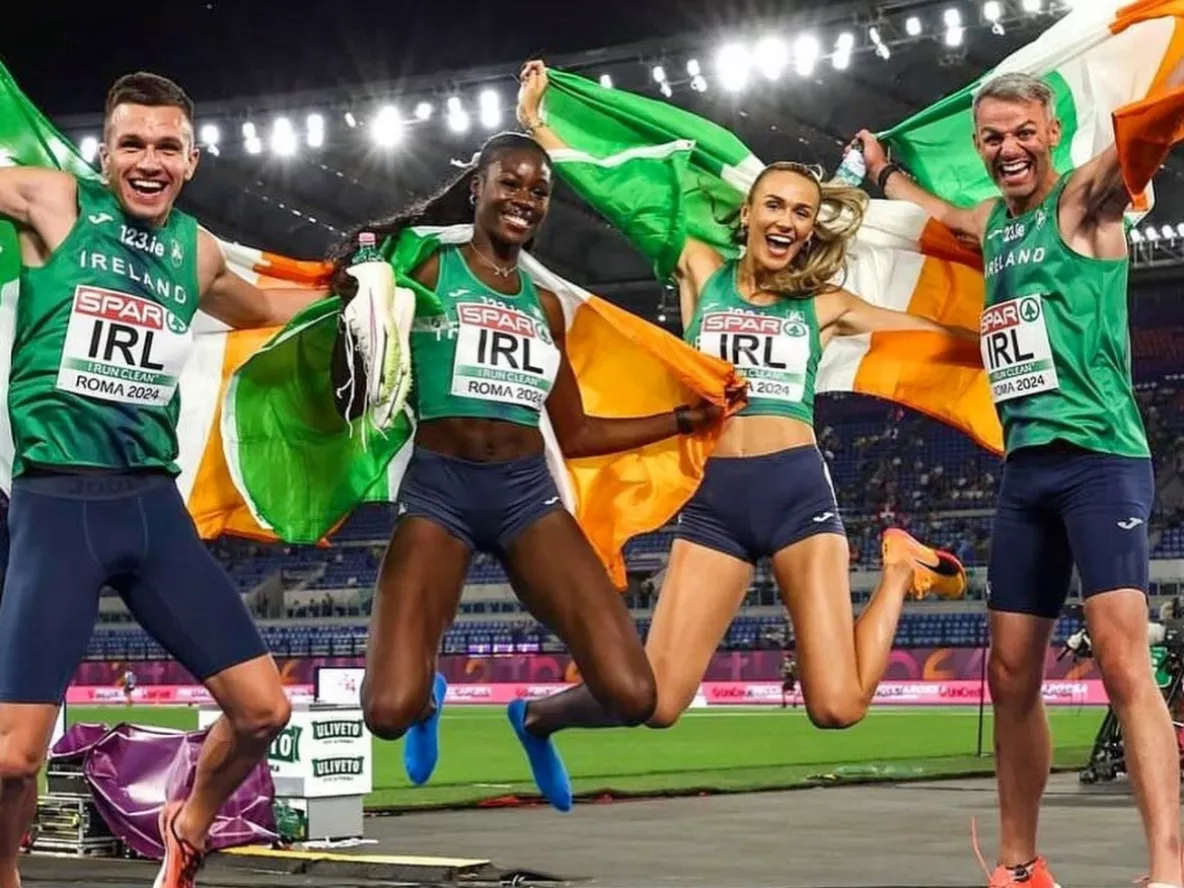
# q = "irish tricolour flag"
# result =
<box><xmin>0</xmin><ymin>0</ymin><xmax>1182</xmax><ymax>579</ymax></box>
<box><xmin>541</xmin><ymin>0</ymin><xmax>1184</xmax><ymax>457</ymax></box>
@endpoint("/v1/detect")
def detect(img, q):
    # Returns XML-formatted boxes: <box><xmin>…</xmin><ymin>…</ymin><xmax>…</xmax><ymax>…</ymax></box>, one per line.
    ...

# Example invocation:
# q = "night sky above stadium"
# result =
<box><xmin>7</xmin><ymin>0</ymin><xmax>824</xmax><ymax>114</ymax></box>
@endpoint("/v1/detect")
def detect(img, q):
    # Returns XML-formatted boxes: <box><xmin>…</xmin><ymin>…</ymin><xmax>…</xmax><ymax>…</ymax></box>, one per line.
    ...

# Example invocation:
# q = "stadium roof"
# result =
<box><xmin>25</xmin><ymin>0</ymin><xmax>1184</xmax><ymax>323</ymax></box>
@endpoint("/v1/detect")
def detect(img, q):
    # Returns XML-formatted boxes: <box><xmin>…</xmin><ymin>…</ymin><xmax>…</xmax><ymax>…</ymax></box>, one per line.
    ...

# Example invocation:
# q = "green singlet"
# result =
<box><xmin>9</xmin><ymin>177</ymin><xmax>201</xmax><ymax>477</ymax></box>
<box><xmin>409</xmin><ymin>245</ymin><xmax>561</xmax><ymax>426</ymax></box>
<box><xmin>979</xmin><ymin>173</ymin><xmax>1148</xmax><ymax>458</ymax></box>
<box><xmin>684</xmin><ymin>260</ymin><xmax>822</xmax><ymax>426</ymax></box>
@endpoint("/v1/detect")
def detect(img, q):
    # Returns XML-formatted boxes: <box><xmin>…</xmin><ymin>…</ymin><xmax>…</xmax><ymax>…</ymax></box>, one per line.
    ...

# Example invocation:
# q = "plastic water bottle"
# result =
<box><xmin>354</xmin><ymin>231</ymin><xmax>383</xmax><ymax>264</ymax></box>
<box><xmin>833</xmin><ymin>143</ymin><xmax>867</xmax><ymax>187</ymax></box>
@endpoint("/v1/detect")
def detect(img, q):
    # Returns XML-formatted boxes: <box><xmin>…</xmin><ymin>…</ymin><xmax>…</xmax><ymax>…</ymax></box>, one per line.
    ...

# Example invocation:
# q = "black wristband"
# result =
<box><xmin>674</xmin><ymin>405</ymin><xmax>694</xmax><ymax>434</ymax></box>
<box><xmin>877</xmin><ymin>163</ymin><xmax>906</xmax><ymax>193</ymax></box>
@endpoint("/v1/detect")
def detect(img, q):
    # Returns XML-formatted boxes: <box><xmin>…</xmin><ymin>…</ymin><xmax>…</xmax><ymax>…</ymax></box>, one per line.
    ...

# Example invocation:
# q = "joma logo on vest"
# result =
<box><xmin>312</xmin><ymin>720</ymin><xmax>363</xmax><ymax>741</ymax></box>
<box><xmin>312</xmin><ymin>757</ymin><xmax>364</xmax><ymax>779</ymax></box>
<box><xmin>985</xmin><ymin>247</ymin><xmax>1046</xmax><ymax>279</ymax></box>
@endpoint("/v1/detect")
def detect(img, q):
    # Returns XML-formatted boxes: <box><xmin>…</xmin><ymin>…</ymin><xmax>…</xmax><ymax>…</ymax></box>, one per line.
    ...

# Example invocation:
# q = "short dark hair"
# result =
<box><xmin>104</xmin><ymin>72</ymin><xmax>194</xmax><ymax>126</ymax></box>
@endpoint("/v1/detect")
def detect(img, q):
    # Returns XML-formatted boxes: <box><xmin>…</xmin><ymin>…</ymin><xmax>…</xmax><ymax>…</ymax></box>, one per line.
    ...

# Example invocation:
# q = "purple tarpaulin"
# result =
<box><xmin>50</xmin><ymin>723</ymin><xmax>277</xmax><ymax>859</ymax></box>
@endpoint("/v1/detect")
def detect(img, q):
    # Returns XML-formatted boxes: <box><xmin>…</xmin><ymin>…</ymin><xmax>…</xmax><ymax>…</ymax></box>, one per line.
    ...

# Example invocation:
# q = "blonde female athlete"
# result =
<box><xmin>506</xmin><ymin>61</ymin><xmax>972</xmax><ymax>811</ymax></box>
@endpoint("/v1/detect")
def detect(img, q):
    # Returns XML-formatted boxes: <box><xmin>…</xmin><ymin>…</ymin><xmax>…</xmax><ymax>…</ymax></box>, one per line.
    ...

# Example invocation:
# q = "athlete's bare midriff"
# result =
<box><xmin>712</xmin><ymin>413</ymin><xmax>816</xmax><ymax>459</ymax></box>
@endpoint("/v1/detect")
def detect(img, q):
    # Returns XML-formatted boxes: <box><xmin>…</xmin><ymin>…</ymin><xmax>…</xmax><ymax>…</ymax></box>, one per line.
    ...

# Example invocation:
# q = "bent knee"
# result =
<box><xmin>601</xmin><ymin>671</ymin><xmax>658</xmax><ymax>728</ymax></box>
<box><xmin>646</xmin><ymin>692</ymin><xmax>689</xmax><ymax>730</ymax></box>
<box><xmin>230</xmin><ymin>694</ymin><xmax>292</xmax><ymax>743</ymax></box>
<box><xmin>0</xmin><ymin>743</ymin><xmax>45</xmax><ymax>784</ymax></box>
<box><xmin>363</xmin><ymin>684</ymin><xmax>433</xmax><ymax>741</ymax></box>
<box><xmin>805</xmin><ymin>695</ymin><xmax>867</xmax><ymax>730</ymax></box>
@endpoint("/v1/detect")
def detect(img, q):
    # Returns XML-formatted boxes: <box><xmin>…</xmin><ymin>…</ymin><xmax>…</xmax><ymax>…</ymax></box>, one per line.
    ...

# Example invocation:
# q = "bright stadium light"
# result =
<box><xmin>870</xmin><ymin>27</ymin><xmax>891</xmax><ymax>60</ymax></box>
<box><xmin>691</xmin><ymin>74</ymin><xmax>708</xmax><ymax>92</ymax></box>
<box><xmin>241</xmin><ymin>121</ymin><xmax>257</xmax><ymax>139</ymax></box>
<box><xmin>270</xmin><ymin>117</ymin><xmax>297</xmax><ymax>157</ymax></box>
<box><xmin>343</xmin><ymin>111</ymin><xmax>357</xmax><ymax>128</ymax></box>
<box><xmin>371</xmin><ymin>106</ymin><xmax>404</xmax><ymax>147</ymax></box>
<box><xmin>1145</xmin><ymin>225</ymin><xmax>1160</xmax><ymax>240</ymax></box>
<box><xmin>1129</xmin><ymin>228</ymin><xmax>1143</xmax><ymax>243</ymax></box>
<box><xmin>414</xmin><ymin>101</ymin><xmax>433</xmax><ymax>121</ymax></box>
<box><xmin>1163</xmin><ymin>224</ymin><xmax>1176</xmax><ymax>240</ymax></box>
<box><xmin>715</xmin><ymin>42</ymin><xmax>751</xmax><ymax>91</ymax></box>
<box><xmin>599</xmin><ymin>73</ymin><xmax>614</xmax><ymax>88</ymax></box>
<box><xmin>755</xmin><ymin>35</ymin><xmax>789</xmax><ymax>79</ymax></box>
<box><xmin>652</xmin><ymin>65</ymin><xmax>667</xmax><ymax>83</ymax></box>
<box><xmin>906</xmin><ymin>16</ymin><xmax>923</xmax><ymax>36</ymax></box>
<box><xmin>1022</xmin><ymin>0</ymin><xmax>1042</xmax><ymax>11</ymax></box>
<box><xmin>446</xmin><ymin>96</ymin><xmax>470</xmax><ymax>134</ymax></box>
<box><xmin>833</xmin><ymin>32</ymin><xmax>854</xmax><ymax>69</ymax></box>
<box><xmin>793</xmin><ymin>34</ymin><xmax>820</xmax><ymax>76</ymax></box>
<box><xmin>686</xmin><ymin>58</ymin><xmax>701</xmax><ymax>77</ymax></box>
<box><xmin>1176</xmin><ymin>222</ymin><xmax>1184</xmax><ymax>238</ymax></box>
<box><xmin>199</xmin><ymin>124</ymin><xmax>219</xmax><ymax>146</ymax></box>
<box><xmin>306</xmin><ymin>113</ymin><xmax>324</xmax><ymax>148</ymax></box>
<box><xmin>79</xmin><ymin>135</ymin><xmax>98</xmax><ymax>162</ymax></box>
<box><xmin>478</xmin><ymin>89</ymin><xmax>501</xmax><ymax>129</ymax></box>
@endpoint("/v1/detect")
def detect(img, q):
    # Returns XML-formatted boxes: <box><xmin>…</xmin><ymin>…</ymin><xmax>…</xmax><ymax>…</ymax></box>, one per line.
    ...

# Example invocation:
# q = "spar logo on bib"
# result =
<box><xmin>698</xmin><ymin>310</ymin><xmax>810</xmax><ymax>403</ymax></box>
<box><xmin>55</xmin><ymin>285</ymin><xmax>193</xmax><ymax>407</ymax></box>
<box><xmin>450</xmin><ymin>301</ymin><xmax>561</xmax><ymax>412</ymax></box>
<box><xmin>980</xmin><ymin>294</ymin><xmax>1059</xmax><ymax>403</ymax></box>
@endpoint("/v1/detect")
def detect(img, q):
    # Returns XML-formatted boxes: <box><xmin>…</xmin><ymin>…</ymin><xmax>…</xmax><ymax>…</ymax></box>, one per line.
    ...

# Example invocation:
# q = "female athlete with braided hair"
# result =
<box><xmin>330</xmin><ymin>131</ymin><xmax>726</xmax><ymax>786</ymax></box>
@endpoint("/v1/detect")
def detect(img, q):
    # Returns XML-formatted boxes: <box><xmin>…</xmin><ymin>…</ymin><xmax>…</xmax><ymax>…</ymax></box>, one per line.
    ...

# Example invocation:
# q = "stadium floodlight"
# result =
<box><xmin>270</xmin><ymin>117</ymin><xmax>297</xmax><ymax>157</ymax></box>
<box><xmin>1129</xmin><ymin>228</ymin><xmax>1143</xmax><ymax>243</ymax></box>
<box><xmin>686</xmin><ymin>58</ymin><xmax>701</xmax><ymax>77</ymax></box>
<box><xmin>446</xmin><ymin>96</ymin><xmax>470</xmax><ymax>134</ymax></box>
<box><xmin>1163</xmin><ymin>224</ymin><xmax>1176</xmax><ymax>240</ymax></box>
<box><xmin>599</xmin><ymin>73</ymin><xmax>614</xmax><ymax>88</ymax></box>
<box><xmin>244</xmin><ymin>135</ymin><xmax>262</xmax><ymax>155</ymax></box>
<box><xmin>869</xmin><ymin>27</ymin><xmax>891</xmax><ymax>60</ymax></box>
<box><xmin>343</xmin><ymin>111</ymin><xmax>357</xmax><ymax>128</ymax></box>
<box><xmin>906</xmin><ymin>16</ymin><xmax>923</xmax><ymax>36</ymax></box>
<box><xmin>945</xmin><ymin>25</ymin><xmax>965</xmax><ymax>47</ymax></box>
<box><xmin>659</xmin><ymin>81</ymin><xmax>673</xmax><ymax>97</ymax></box>
<box><xmin>414</xmin><ymin>102</ymin><xmax>433</xmax><ymax>121</ymax></box>
<box><xmin>79</xmin><ymin>135</ymin><xmax>98</xmax><ymax>162</ymax></box>
<box><xmin>1176</xmin><ymin>222</ymin><xmax>1184</xmax><ymax>238</ymax></box>
<box><xmin>306</xmin><ymin>113</ymin><xmax>325</xmax><ymax>148</ymax></box>
<box><xmin>1145</xmin><ymin>225</ymin><xmax>1160</xmax><ymax>240</ymax></box>
<box><xmin>1022</xmin><ymin>0</ymin><xmax>1042</xmax><ymax>11</ymax></box>
<box><xmin>833</xmin><ymin>32</ymin><xmax>854</xmax><ymax>70</ymax></box>
<box><xmin>241</xmin><ymin>121</ymin><xmax>257</xmax><ymax>139</ymax></box>
<box><xmin>652</xmin><ymin>65</ymin><xmax>667</xmax><ymax>83</ymax></box>
<box><xmin>755</xmin><ymin>35</ymin><xmax>790</xmax><ymax>79</ymax></box>
<box><xmin>691</xmin><ymin>74</ymin><xmax>708</xmax><ymax>92</ymax></box>
<box><xmin>944</xmin><ymin>8</ymin><xmax>963</xmax><ymax>27</ymax></box>
<box><xmin>199</xmin><ymin>124</ymin><xmax>219</xmax><ymax>146</ymax></box>
<box><xmin>983</xmin><ymin>1</ymin><xmax>1001</xmax><ymax>20</ymax></box>
<box><xmin>478</xmin><ymin>89</ymin><xmax>501</xmax><ymax>129</ymax></box>
<box><xmin>715</xmin><ymin>42</ymin><xmax>751</xmax><ymax>91</ymax></box>
<box><xmin>370</xmin><ymin>106</ymin><xmax>404</xmax><ymax>147</ymax></box>
<box><xmin>793</xmin><ymin>34</ymin><xmax>820</xmax><ymax>76</ymax></box>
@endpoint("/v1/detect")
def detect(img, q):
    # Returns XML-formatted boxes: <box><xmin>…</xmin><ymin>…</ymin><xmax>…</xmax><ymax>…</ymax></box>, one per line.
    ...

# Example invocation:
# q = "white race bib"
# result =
<box><xmin>697</xmin><ymin>310</ymin><xmax>810</xmax><ymax>403</ymax></box>
<box><xmin>55</xmin><ymin>285</ymin><xmax>192</xmax><ymax>407</ymax></box>
<box><xmin>980</xmin><ymin>294</ymin><xmax>1060</xmax><ymax>403</ymax></box>
<box><xmin>450</xmin><ymin>301</ymin><xmax>560</xmax><ymax>412</ymax></box>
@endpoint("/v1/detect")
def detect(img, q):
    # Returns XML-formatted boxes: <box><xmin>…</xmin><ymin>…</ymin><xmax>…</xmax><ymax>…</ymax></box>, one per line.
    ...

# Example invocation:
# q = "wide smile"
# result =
<box><xmin>996</xmin><ymin>158</ymin><xmax>1034</xmax><ymax>187</ymax></box>
<box><xmin>764</xmin><ymin>232</ymin><xmax>796</xmax><ymax>259</ymax></box>
<box><xmin>128</xmin><ymin>178</ymin><xmax>168</xmax><ymax>199</ymax></box>
<box><xmin>500</xmin><ymin>208</ymin><xmax>536</xmax><ymax>234</ymax></box>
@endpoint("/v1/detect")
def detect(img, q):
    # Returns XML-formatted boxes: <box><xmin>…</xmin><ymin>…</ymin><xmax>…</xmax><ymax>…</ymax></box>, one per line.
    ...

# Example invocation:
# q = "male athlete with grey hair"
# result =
<box><xmin>859</xmin><ymin>70</ymin><xmax>1184</xmax><ymax>888</ymax></box>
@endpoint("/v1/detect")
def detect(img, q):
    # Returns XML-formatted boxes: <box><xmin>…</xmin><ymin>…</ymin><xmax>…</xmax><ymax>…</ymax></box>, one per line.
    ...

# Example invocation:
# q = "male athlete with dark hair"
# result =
<box><xmin>0</xmin><ymin>71</ymin><xmax>320</xmax><ymax>888</ymax></box>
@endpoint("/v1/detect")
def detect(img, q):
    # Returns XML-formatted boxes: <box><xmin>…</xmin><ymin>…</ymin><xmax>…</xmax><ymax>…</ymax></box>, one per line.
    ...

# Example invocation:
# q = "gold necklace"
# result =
<box><xmin>467</xmin><ymin>242</ymin><xmax>518</xmax><ymax>278</ymax></box>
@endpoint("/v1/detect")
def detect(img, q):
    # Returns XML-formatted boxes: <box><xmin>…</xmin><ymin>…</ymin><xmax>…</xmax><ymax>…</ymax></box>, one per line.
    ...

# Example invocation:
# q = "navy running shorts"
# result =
<box><xmin>396</xmin><ymin>447</ymin><xmax>564</xmax><ymax>552</ymax></box>
<box><xmin>0</xmin><ymin>472</ymin><xmax>270</xmax><ymax>704</ymax></box>
<box><xmin>673</xmin><ymin>445</ymin><xmax>845</xmax><ymax>563</ymax></box>
<box><xmin>987</xmin><ymin>442</ymin><xmax>1154</xmax><ymax>619</ymax></box>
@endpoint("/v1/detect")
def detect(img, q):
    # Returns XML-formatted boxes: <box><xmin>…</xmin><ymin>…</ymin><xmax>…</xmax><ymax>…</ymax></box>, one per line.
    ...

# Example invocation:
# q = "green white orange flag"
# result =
<box><xmin>541</xmin><ymin>0</ymin><xmax>1184</xmax><ymax>457</ymax></box>
<box><xmin>0</xmin><ymin>61</ymin><xmax>740</xmax><ymax>586</ymax></box>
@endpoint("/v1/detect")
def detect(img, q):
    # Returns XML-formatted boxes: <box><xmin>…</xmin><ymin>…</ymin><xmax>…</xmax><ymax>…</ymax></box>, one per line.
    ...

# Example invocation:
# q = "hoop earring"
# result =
<box><xmin>470</xmin><ymin>193</ymin><xmax>477</xmax><ymax>206</ymax></box>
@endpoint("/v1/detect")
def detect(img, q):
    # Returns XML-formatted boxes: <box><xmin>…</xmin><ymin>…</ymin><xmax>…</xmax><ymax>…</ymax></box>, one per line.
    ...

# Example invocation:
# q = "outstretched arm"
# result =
<box><xmin>824</xmin><ymin>288</ymin><xmax>979</xmax><ymax>343</ymax></box>
<box><xmin>539</xmin><ymin>289</ymin><xmax>721</xmax><ymax>459</ymax></box>
<box><xmin>856</xmin><ymin>130</ymin><xmax>991</xmax><ymax>249</ymax></box>
<box><xmin>197</xmin><ymin>229</ymin><xmax>327</xmax><ymax>329</ymax></box>
<box><xmin>517</xmin><ymin>60</ymin><xmax>723</xmax><ymax>323</ymax></box>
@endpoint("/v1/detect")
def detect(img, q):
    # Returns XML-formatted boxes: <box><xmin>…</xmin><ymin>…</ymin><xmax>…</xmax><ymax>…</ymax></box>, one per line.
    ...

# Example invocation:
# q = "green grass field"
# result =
<box><xmin>64</xmin><ymin>704</ymin><xmax>1105</xmax><ymax>810</ymax></box>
